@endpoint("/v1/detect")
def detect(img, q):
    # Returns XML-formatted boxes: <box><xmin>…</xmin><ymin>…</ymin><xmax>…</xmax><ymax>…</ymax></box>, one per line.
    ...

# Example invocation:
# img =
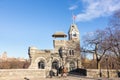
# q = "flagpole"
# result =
<box><xmin>72</xmin><ymin>13</ymin><xmax>76</xmax><ymax>24</ymax></box>
<box><xmin>72</xmin><ymin>13</ymin><xmax>74</xmax><ymax>24</ymax></box>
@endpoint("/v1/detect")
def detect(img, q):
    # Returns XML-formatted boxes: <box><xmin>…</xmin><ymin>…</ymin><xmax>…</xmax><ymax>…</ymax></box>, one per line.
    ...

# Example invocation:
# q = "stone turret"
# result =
<box><xmin>52</xmin><ymin>31</ymin><xmax>67</xmax><ymax>53</ymax></box>
<box><xmin>68</xmin><ymin>24</ymin><xmax>80</xmax><ymax>41</ymax></box>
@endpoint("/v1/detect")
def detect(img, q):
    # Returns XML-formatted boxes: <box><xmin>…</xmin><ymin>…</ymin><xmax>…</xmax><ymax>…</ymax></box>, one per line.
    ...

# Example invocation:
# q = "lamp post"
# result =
<box><xmin>106</xmin><ymin>57</ymin><xmax>109</xmax><ymax>78</ymax></box>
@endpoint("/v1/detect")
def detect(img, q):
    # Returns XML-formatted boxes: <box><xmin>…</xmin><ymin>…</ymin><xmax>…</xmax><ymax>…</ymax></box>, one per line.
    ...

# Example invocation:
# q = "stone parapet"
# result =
<box><xmin>87</xmin><ymin>69</ymin><xmax>120</xmax><ymax>78</ymax></box>
<box><xmin>0</xmin><ymin>69</ymin><xmax>46</xmax><ymax>80</ymax></box>
<box><xmin>53</xmin><ymin>40</ymin><xmax>66</xmax><ymax>47</ymax></box>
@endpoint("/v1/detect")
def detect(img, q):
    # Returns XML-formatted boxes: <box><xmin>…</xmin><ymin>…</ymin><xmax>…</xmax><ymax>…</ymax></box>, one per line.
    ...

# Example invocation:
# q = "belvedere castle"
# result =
<box><xmin>28</xmin><ymin>23</ymin><xmax>81</xmax><ymax>73</ymax></box>
<box><xmin>0</xmin><ymin>23</ymin><xmax>119</xmax><ymax>80</ymax></box>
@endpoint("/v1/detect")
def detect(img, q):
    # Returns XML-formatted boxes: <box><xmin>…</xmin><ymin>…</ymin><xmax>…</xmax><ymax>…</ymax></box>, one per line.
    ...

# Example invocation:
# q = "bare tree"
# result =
<box><xmin>82</xmin><ymin>10</ymin><xmax>120</xmax><ymax>69</ymax></box>
<box><xmin>106</xmin><ymin>10</ymin><xmax>120</xmax><ymax>68</ymax></box>
<box><xmin>82</xmin><ymin>29</ymin><xmax>110</xmax><ymax>69</ymax></box>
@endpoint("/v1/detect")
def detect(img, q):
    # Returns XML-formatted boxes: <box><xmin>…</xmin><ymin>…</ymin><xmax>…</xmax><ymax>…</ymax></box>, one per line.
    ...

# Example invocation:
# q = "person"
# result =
<box><xmin>56</xmin><ymin>66</ymin><xmax>59</xmax><ymax>76</ymax></box>
<box><xmin>49</xmin><ymin>69</ymin><xmax>54</xmax><ymax>78</ymax></box>
<box><xmin>58</xmin><ymin>66</ymin><xmax>62</xmax><ymax>77</ymax></box>
<box><xmin>63</xmin><ymin>67</ymin><xmax>68</xmax><ymax>77</ymax></box>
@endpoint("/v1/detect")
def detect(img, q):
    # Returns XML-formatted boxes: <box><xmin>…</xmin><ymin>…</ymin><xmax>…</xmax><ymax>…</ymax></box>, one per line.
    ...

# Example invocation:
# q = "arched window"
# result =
<box><xmin>72</xmin><ymin>50</ymin><xmax>74</xmax><ymax>55</ymax></box>
<box><xmin>59</xmin><ymin>47</ymin><xmax>63</xmax><ymax>58</ymax></box>
<box><xmin>69</xmin><ymin>50</ymin><xmax>74</xmax><ymax>56</ymax></box>
<box><xmin>69</xmin><ymin>50</ymin><xmax>72</xmax><ymax>55</ymax></box>
<box><xmin>38</xmin><ymin>60</ymin><xmax>45</xmax><ymax>69</ymax></box>
<box><xmin>52</xmin><ymin>61</ymin><xmax>59</xmax><ymax>69</ymax></box>
<box><xmin>70</xmin><ymin>62</ymin><xmax>75</xmax><ymax>71</ymax></box>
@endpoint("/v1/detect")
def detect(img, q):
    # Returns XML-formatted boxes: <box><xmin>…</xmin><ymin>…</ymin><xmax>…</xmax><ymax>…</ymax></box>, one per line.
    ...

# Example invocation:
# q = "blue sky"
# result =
<box><xmin>0</xmin><ymin>0</ymin><xmax>120</xmax><ymax>58</ymax></box>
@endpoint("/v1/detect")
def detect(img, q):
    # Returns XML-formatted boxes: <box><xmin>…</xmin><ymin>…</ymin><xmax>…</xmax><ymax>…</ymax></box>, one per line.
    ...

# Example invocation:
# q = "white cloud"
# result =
<box><xmin>69</xmin><ymin>5</ymin><xmax>78</xmax><ymax>10</ymax></box>
<box><xmin>85</xmin><ymin>31</ymin><xmax>94</xmax><ymax>36</ymax></box>
<box><xmin>75</xmin><ymin>0</ymin><xmax>120</xmax><ymax>22</ymax></box>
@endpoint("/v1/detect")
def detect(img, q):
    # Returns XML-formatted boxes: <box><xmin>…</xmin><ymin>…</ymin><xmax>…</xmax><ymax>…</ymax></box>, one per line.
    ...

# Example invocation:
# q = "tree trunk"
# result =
<box><xmin>97</xmin><ymin>60</ymin><xmax>100</xmax><ymax>69</ymax></box>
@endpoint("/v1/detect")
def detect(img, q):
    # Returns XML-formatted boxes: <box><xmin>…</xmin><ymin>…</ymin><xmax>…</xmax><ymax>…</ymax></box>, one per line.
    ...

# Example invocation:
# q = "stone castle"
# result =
<box><xmin>0</xmin><ymin>23</ymin><xmax>119</xmax><ymax>80</ymax></box>
<box><xmin>28</xmin><ymin>23</ymin><xmax>81</xmax><ymax>73</ymax></box>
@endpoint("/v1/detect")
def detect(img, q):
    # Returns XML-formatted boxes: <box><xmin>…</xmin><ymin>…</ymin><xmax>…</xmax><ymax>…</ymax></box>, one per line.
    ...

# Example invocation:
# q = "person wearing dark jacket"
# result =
<box><xmin>49</xmin><ymin>69</ymin><xmax>54</xmax><ymax>78</ymax></box>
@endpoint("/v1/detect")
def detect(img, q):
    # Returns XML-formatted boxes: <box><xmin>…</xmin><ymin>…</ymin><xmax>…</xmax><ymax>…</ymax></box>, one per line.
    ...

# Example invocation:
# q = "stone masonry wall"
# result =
<box><xmin>0</xmin><ymin>69</ymin><xmax>120</xmax><ymax>80</ymax></box>
<box><xmin>87</xmin><ymin>69</ymin><xmax>120</xmax><ymax>78</ymax></box>
<box><xmin>0</xmin><ymin>69</ymin><xmax>46</xmax><ymax>80</ymax></box>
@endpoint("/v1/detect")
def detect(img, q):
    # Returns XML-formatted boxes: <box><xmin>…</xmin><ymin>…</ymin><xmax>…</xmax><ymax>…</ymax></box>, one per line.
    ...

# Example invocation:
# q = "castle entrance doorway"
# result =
<box><xmin>69</xmin><ymin>62</ymin><xmax>75</xmax><ymax>71</ymax></box>
<box><xmin>52</xmin><ymin>61</ymin><xmax>59</xmax><ymax>69</ymax></box>
<box><xmin>38</xmin><ymin>60</ymin><xmax>45</xmax><ymax>69</ymax></box>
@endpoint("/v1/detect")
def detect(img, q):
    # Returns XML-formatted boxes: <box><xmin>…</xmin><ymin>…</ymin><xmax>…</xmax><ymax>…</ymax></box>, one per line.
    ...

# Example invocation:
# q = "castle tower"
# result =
<box><xmin>67</xmin><ymin>23</ymin><xmax>81</xmax><ymax>69</ymax></box>
<box><xmin>52</xmin><ymin>32</ymin><xmax>67</xmax><ymax>53</ymax></box>
<box><xmin>68</xmin><ymin>24</ymin><xmax>80</xmax><ymax>41</ymax></box>
<box><xmin>28</xmin><ymin>21</ymin><xmax>81</xmax><ymax>72</ymax></box>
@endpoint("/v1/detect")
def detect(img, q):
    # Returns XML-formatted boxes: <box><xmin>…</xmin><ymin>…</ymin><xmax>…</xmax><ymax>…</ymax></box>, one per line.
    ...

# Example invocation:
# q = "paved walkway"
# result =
<box><xmin>23</xmin><ymin>76</ymin><xmax>120</xmax><ymax>80</ymax></box>
<box><xmin>3</xmin><ymin>75</ymin><xmax>120</xmax><ymax>80</ymax></box>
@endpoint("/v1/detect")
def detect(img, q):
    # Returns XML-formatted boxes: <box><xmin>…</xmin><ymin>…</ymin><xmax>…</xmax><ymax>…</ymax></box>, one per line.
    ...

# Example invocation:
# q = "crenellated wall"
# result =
<box><xmin>53</xmin><ymin>40</ymin><xmax>66</xmax><ymax>53</ymax></box>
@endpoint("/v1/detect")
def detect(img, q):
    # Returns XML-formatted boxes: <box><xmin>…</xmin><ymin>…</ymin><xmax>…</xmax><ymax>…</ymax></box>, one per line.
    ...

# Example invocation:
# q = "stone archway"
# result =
<box><xmin>34</xmin><ymin>57</ymin><xmax>46</xmax><ymax>69</ymax></box>
<box><xmin>69</xmin><ymin>61</ymin><xmax>75</xmax><ymax>71</ymax></box>
<box><xmin>52</xmin><ymin>60</ymin><xmax>59</xmax><ymax>69</ymax></box>
<box><xmin>38</xmin><ymin>60</ymin><xmax>45</xmax><ymax>69</ymax></box>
